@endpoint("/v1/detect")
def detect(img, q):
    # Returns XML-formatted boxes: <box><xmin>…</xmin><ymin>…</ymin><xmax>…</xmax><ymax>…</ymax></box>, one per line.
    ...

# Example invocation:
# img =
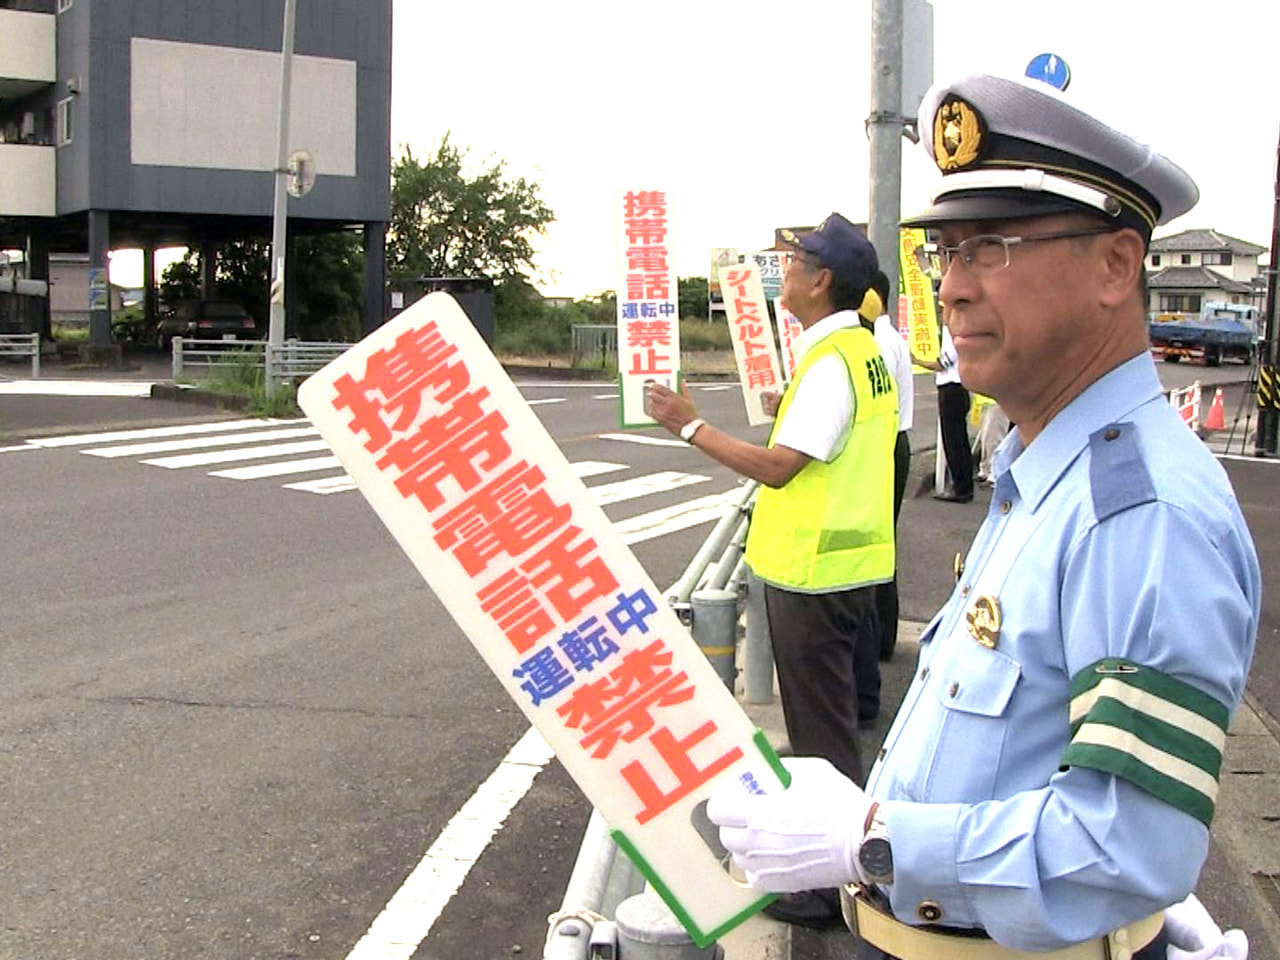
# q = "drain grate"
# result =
<box><xmin>1253</xmin><ymin>872</ymin><xmax>1280</xmax><ymax>915</ymax></box>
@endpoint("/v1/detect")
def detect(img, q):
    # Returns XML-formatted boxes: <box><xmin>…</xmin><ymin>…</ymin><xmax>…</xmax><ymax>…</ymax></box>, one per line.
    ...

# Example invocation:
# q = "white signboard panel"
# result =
<box><xmin>297</xmin><ymin>294</ymin><xmax>786</xmax><ymax>946</ymax></box>
<box><xmin>718</xmin><ymin>264</ymin><xmax>784</xmax><ymax>426</ymax></box>
<box><xmin>772</xmin><ymin>297</ymin><xmax>804</xmax><ymax>382</ymax></box>
<box><xmin>616</xmin><ymin>190</ymin><xmax>681</xmax><ymax>428</ymax></box>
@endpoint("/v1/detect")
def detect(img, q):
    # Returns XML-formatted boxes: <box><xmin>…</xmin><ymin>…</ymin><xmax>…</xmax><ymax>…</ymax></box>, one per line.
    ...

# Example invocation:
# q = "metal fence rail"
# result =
<box><xmin>571</xmin><ymin>325</ymin><xmax>617</xmax><ymax>369</ymax></box>
<box><xmin>172</xmin><ymin>338</ymin><xmax>351</xmax><ymax>382</ymax></box>
<box><xmin>0</xmin><ymin>332</ymin><xmax>39</xmax><ymax>377</ymax></box>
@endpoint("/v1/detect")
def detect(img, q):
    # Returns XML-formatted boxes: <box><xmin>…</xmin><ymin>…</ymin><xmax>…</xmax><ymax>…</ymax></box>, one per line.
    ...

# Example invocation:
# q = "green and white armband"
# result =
<box><xmin>1061</xmin><ymin>658</ymin><xmax>1230</xmax><ymax>826</ymax></box>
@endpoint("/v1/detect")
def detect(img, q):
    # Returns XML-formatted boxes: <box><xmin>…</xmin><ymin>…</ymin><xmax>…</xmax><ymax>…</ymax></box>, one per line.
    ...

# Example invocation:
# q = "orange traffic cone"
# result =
<box><xmin>1203</xmin><ymin>387</ymin><xmax>1225</xmax><ymax>432</ymax></box>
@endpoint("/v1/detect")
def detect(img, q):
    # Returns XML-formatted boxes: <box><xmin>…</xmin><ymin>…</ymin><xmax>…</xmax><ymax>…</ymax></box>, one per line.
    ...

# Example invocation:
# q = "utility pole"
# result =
<box><xmin>267</xmin><ymin>0</ymin><xmax>297</xmax><ymax>390</ymax></box>
<box><xmin>867</xmin><ymin>0</ymin><xmax>904</xmax><ymax>305</ymax></box>
<box><xmin>1256</xmin><ymin>122</ymin><xmax>1280</xmax><ymax>456</ymax></box>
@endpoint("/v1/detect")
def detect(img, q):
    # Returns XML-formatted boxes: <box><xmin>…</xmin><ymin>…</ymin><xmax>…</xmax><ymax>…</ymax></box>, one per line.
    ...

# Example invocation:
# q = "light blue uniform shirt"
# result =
<box><xmin>867</xmin><ymin>353</ymin><xmax>1260</xmax><ymax>950</ymax></box>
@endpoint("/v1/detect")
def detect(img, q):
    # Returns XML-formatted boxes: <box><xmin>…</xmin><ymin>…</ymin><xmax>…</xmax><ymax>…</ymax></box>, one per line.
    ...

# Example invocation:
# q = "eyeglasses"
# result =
<box><xmin>913</xmin><ymin>226</ymin><xmax>1119</xmax><ymax>279</ymax></box>
<box><xmin>791</xmin><ymin>253</ymin><xmax>824</xmax><ymax>271</ymax></box>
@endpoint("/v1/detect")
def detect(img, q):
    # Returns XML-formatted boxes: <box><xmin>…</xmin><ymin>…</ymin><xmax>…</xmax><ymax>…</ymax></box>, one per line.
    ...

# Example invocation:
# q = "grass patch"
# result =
<box><xmin>51</xmin><ymin>323</ymin><xmax>89</xmax><ymax>342</ymax></box>
<box><xmin>193</xmin><ymin>350</ymin><xmax>300</xmax><ymax>417</ymax></box>
<box><xmin>679</xmin><ymin>318</ymin><xmax>731</xmax><ymax>351</ymax></box>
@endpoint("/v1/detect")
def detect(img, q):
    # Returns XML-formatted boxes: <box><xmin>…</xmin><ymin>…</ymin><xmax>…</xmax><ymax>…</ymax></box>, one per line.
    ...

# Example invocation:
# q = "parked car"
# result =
<box><xmin>157</xmin><ymin>299</ymin><xmax>258</xmax><ymax>351</ymax></box>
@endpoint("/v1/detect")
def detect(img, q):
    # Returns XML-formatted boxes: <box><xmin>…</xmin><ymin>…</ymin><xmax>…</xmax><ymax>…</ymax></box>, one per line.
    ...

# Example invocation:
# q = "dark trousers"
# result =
<box><xmin>855</xmin><ymin>924</ymin><xmax>1170</xmax><ymax>960</ymax></box>
<box><xmin>872</xmin><ymin>431</ymin><xmax>911</xmax><ymax>662</ymax></box>
<box><xmin>764</xmin><ymin>582</ymin><xmax>878</xmax><ymax>786</ymax></box>
<box><xmin>938</xmin><ymin>381</ymin><xmax>974</xmax><ymax>497</ymax></box>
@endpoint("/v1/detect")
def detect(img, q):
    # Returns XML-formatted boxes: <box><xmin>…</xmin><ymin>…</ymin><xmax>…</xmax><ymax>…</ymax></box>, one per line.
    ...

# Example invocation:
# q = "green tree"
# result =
<box><xmin>678</xmin><ymin>276</ymin><xmax>709</xmax><ymax>320</ymax></box>
<box><xmin>389</xmin><ymin>133</ymin><xmax>554</xmax><ymax>282</ymax></box>
<box><xmin>159</xmin><ymin>234</ymin><xmax>362</xmax><ymax>341</ymax></box>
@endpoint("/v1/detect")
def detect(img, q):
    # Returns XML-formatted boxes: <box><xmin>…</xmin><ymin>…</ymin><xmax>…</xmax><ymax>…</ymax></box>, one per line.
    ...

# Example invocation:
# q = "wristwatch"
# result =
<box><xmin>858</xmin><ymin>803</ymin><xmax>894</xmax><ymax>884</ymax></box>
<box><xmin>679</xmin><ymin>418</ymin><xmax>706</xmax><ymax>444</ymax></box>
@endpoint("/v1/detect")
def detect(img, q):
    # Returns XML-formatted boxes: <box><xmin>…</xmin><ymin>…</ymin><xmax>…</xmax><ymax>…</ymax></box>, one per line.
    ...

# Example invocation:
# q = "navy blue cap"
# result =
<box><xmin>781</xmin><ymin>213</ymin><xmax>878</xmax><ymax>296</ymax></box>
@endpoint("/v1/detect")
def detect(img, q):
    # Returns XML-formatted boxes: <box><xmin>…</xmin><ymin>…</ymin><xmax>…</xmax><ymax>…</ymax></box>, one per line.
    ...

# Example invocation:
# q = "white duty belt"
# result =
<box><xmin>839</xmin><ymin>884</ymin><xmax>1163</xmax><ymax>960</ymax></box>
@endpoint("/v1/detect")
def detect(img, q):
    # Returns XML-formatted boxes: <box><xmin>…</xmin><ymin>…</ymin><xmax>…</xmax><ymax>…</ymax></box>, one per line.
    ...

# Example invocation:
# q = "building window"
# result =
<box><xmin>57</xmin><ymin>0</ymin><xmax>74</xmax><ymax>11</ymax></box>
<box><xmin>1151</xmin><ymin>254</ymin><xmax>1162</xmax><ymax>267</ymax></box>
<box><xmin>1160</xmin><ymin>294</ymin><xmax>1202</xmax><ymax>313</ymax></box>
<box><xmin>56</xmin><ymin>97</ymin><xmax>73</xmax><ymax>146</ymax></box>
<box><xmin>1180</xmin><ymin>254</ymin><xmax>1192</xmax><ymax>265</ymax></box>
<box><xmin>1203</xmin><ymin>252</ymin><xmax>1233</xmax><ymax>266</ymax></box>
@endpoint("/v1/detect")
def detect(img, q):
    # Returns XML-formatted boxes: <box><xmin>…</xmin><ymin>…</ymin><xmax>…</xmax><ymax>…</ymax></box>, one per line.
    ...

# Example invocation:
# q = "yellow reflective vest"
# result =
<box><xmin>744</xmin><ymin>324</ymin><xmax>897</xmax><ymax>592</ymax></box>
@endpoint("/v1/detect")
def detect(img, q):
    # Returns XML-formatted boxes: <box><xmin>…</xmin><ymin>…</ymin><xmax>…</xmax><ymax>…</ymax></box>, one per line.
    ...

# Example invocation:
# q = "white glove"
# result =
<box><xmin>1165</xmin><ymin>893</ymin><xmax>1249</xmax><ymax>960</ymax></box>
<box><xmin>706</xmin><ymin>756</ymin><xmax>871</xmax><ymax>893</ymax></box>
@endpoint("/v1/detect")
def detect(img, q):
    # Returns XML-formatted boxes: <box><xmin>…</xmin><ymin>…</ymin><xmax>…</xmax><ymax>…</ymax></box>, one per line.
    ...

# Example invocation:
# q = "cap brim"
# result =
<box><xmin>901</xmin><ymin>191</ymin><xmax>1081</xmax><ymax>228</ymax></box>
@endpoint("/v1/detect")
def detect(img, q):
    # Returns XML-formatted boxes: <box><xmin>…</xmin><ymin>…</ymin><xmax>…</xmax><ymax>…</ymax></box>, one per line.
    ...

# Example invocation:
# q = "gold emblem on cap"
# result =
<box><xmin>780</xmin><ymin>228</ymin><xmax>799</xmax><ymax>244</ymax></box>
<box><xmin>966</xmin><ymin>595</ymin><xmax>1001</xmax><ymax>649</ymax></box>
<box><xmin>934</xmin><ymin>98</ymin><xmax>982</xmax><ymax>172</ymax></box>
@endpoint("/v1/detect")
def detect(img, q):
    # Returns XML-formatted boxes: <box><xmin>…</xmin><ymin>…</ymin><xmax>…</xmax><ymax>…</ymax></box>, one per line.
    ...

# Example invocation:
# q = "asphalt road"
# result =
<box><xmin>0</xmin><ymin>354</ymin><xmax>1271</xmax><ymax>960</ymax></box>
<box><xmin>0</xmin><ymin>377</ymin><xmax>813</xmax><ymax>960</ymax></box>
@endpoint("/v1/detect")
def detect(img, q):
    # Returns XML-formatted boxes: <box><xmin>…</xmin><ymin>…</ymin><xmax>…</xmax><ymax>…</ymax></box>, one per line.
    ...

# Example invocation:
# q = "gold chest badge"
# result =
<box><xmin>966</xmin><ymin>595</ymin><xmax>1001</xmax><ymax>649</ymax></box>
<box><xmin>933</xmin><ymin>97</ymin><xmax>984</xmax><ymax>171</ymax></box>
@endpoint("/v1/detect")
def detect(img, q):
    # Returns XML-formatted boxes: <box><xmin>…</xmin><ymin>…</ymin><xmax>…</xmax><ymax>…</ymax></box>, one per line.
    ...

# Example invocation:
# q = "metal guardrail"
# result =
<box><xmin>571</xmin><ymin>325</ymin><xmax>617</xmax><ymax>369</ymax></box>
<box><xmin>172</xmin><ymin>338</ymin><xmax>351</xmax><ymax>383</ymax></box>
<box><xmin>0</xmin><ymin>332</ymin><xmax>40</xmax><ymax>377</ymax></box>
<box><xmin>546</xmin><ymin>484</ymin><xmax>769</xmax><ymax>959</ymax></box>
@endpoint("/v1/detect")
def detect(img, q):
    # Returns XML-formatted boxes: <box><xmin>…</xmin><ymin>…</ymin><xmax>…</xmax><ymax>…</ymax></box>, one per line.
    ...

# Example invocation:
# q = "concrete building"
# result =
<box><xmin>1146</xmin><ymin>228</ymin><xmax>1267</xmax><ymax>317</ymax></box>
<box><xmin>0</xmin><ymin>0</ymin><xmax>391</xmax><ymax>349</ymax></box>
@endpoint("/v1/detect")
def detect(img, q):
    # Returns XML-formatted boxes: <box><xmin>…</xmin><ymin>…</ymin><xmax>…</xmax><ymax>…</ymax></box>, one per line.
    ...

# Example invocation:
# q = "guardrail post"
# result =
<box><xmin>30</xmin><ymin>333</ymin><xmax>39</xmax><ymax>379</ymax></box>
<box><xmin>173</xmin><ymin>337</ymin><xmax>183</xmax><ymax>380</ymax></box>
<box><xmin>742</xmin><ymin>571</ymin><xmax>773</xmax><ymax>705</ymax></box>
<box><xmin>691</xmin><ymin>587</ymin><xmax>738</xmax><ymax>689</ymax></box>
<box><xmin>614</xmin><ymin>892</ymin><xmax>722</xmax><ymax>959</ymax></box>
<box><xmin>265</xmin><ymin>341</ymin><xmax>277</xmax><ymax>395</ymax></box>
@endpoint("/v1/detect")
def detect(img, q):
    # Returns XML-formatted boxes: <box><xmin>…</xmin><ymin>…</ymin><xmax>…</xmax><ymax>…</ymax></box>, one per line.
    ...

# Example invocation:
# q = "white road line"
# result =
<box><xmin>1218</xmin><ymin>454</ymin><xmax>1280</xmax><ymax>465</ymax></box>
<box><xmin>592</xmin><ymin>393</ymin><xmax>619</xmax><ymax>400</ymax></box>
<box><xmin>210</xmin><ymin>455</ymin><xmax>343</xmax><ymax>480</ymax></box>
<box><xmin>571</xmin><ymin>461</ymin><xmax>627</xmax><ymax>480</ymax></box>
<box><xmin>0</xmin><ymin>380</ymin><xmax>154</xmax><ymax>397</ymax></box>
<box><xmin>617</xmin><ymin>490</ymin><xmax>741</xmax><ymax>545</ymax></box>
<box><xmin>283</xmin><ymin>475</ymin><xmax>358</xmax><ymax>495</ymax></box>
<box><xmin>0</xmin><ymin>444</ymin><xmax>40</xmax><ymax>454</ymax></box>
<box><xmin>599</xmin><ymin>432</ymin><xmax>688</xmax><ymax>448</ymax></box>
<box><xmin>83</xmin><ymin>426</ymin><xmax>319</xmax><ymax>458</ymax></box>
<box><xmin>143</xmin><ymin>439</ymin><xmax>331</xmax><ymax>469</ymax></box>
<box><xmin>281</xmin><ymin>459</ymin><xmax>630</xmax><ymax>495</ymax></box>
<box><xmin>343</xmin><ymin>727</ymin><xmax>554</xmax><ymax>960</ymax></box>
<box><xmin>587</xmin><ymin>470</ymin><xmax>709</xmax><ymax>506</ymax></box>
<box><xmin>526</xmin><ymin>398</ymin><xmax>566</xmax><ymax>406</ymax></box>
<box><xmin>25</xmin><ymin>418</ymin><xmax>298</xmax><ymax>448</ymax></box>
<box><xmin>697</xmin><ymin>385</ymin><xmax>735</xmax><ymax>392</ymax></box>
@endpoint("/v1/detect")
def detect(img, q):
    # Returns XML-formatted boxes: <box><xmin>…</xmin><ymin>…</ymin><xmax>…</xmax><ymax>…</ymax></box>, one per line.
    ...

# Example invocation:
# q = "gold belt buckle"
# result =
<box><xmin>838</xmin><ymin>882</ymin><xmax>864</xmax><ymax>937</ymax></box>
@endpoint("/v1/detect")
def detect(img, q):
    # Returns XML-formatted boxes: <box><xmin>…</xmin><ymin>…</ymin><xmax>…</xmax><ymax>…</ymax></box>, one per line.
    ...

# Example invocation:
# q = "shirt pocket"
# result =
<box><xmin>921</xmin><ymin>647</ymin><xmax>1022</xmax><ymax>803</ymax></box>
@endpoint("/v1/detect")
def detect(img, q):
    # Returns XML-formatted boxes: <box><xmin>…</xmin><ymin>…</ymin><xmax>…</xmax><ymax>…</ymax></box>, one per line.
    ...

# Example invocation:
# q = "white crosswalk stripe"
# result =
<box><xmin>11</xmin><ymin>416</ymin><xmax>740</xmax><ymax>545</ymax></box>
<box><xmin>142</xmin><ymin>439</ymin><xmax>332</xmax><ymax>469</ymax></box>
<box><xmin>83</xmin><ymin>425</ymin><xmax>318</xmax><ymax>458</ymax></box>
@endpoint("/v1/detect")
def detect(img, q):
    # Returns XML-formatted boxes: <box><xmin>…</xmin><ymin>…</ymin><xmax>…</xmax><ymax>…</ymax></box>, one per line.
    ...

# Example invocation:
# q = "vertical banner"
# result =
<box><xmin>772</xmin><ymin>297</ymin><xmax>803</xmax><ymax>381</ymax></box>
<box><xmin>617</xmin><ymin>190</ymin><xmax>681</xmax><ymax>428</ymax></box>
<box><xmin>297</xmin><ymin>294</ymin><xmax>786</xmax><ymax>946</ymax></box>
<box><xmin>898</xmin><ymin>228</ymin><xmax>940</xmax><ymax>368</ymax></box>
<box><xmin>708</xmin><ymin>247</ymin><xmax>738</xmax><ymax>312</ymax></box>
<box><xmin>741</xmin><ymin>250</ymin><xmax>791</xmax><ymax>300</ymax></box>
<box><xmin>719</xmin><ymin>264</ymin><xmax>784</xmax><ymax>425</ymax></box>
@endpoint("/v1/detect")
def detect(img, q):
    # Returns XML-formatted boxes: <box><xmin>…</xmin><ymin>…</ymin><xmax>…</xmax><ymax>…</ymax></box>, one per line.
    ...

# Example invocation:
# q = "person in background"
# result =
<box><xmin>868</xmin><ymin>269</ymin><xmax>913</xmax><ymax>666</ymax></box>
<box><xmin>709</xmin><ymin>72</ymin><xmax>1258</xmax><ymax>959</ymax></box>
<box><xmin>911</xmin><ymin>322</ymin><xmax>974</xmax><ymax>502</ymax></box>
<box><xmin>646</xmin><ymin>212</ymin><xmax>898</xmax><ymax>929</ymax></box>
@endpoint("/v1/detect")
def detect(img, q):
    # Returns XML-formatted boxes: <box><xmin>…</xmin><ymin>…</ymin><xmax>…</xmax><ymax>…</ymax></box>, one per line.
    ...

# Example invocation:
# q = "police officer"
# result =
<box><xmin>646</xmin><ymin>213</ymin><xmax>898</xmax><ymax>928</ymax></box>
<box><xmin>708</xmin><ymin>73</ymin><xmax>1260</xmax><ymax>959</ymax></box>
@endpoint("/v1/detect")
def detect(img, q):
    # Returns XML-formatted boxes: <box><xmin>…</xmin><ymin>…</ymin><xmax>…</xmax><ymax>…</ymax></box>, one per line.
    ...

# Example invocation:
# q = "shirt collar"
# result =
<box><xmin>793</xmin><ymin>309</ymin><xmax>862</xmax><ymax>365</ymax></box>
<box><xmin>996</xmin><ymin>352</ymin><xmax>1164</xmax><ymax>513</ymax></box>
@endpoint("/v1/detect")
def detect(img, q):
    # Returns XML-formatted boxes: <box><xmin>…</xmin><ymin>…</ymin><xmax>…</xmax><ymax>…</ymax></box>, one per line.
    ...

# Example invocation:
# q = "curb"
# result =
<box><xmin>149</xmin><ymin>382</ymin><xmax>253</xmax><ymax>412</ymax></box>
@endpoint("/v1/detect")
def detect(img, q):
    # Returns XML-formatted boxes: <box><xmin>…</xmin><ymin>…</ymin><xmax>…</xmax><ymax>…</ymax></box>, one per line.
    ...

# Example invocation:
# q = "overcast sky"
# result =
<box><xmin>111</xmin><ymin>1</ymin><xmax>1279</xmax><ymax>295</ymax></box>
<box><xmin>389</xmin><ymin>0</ymin><xmax>1280</xmax><ymax>298</ymax></box>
